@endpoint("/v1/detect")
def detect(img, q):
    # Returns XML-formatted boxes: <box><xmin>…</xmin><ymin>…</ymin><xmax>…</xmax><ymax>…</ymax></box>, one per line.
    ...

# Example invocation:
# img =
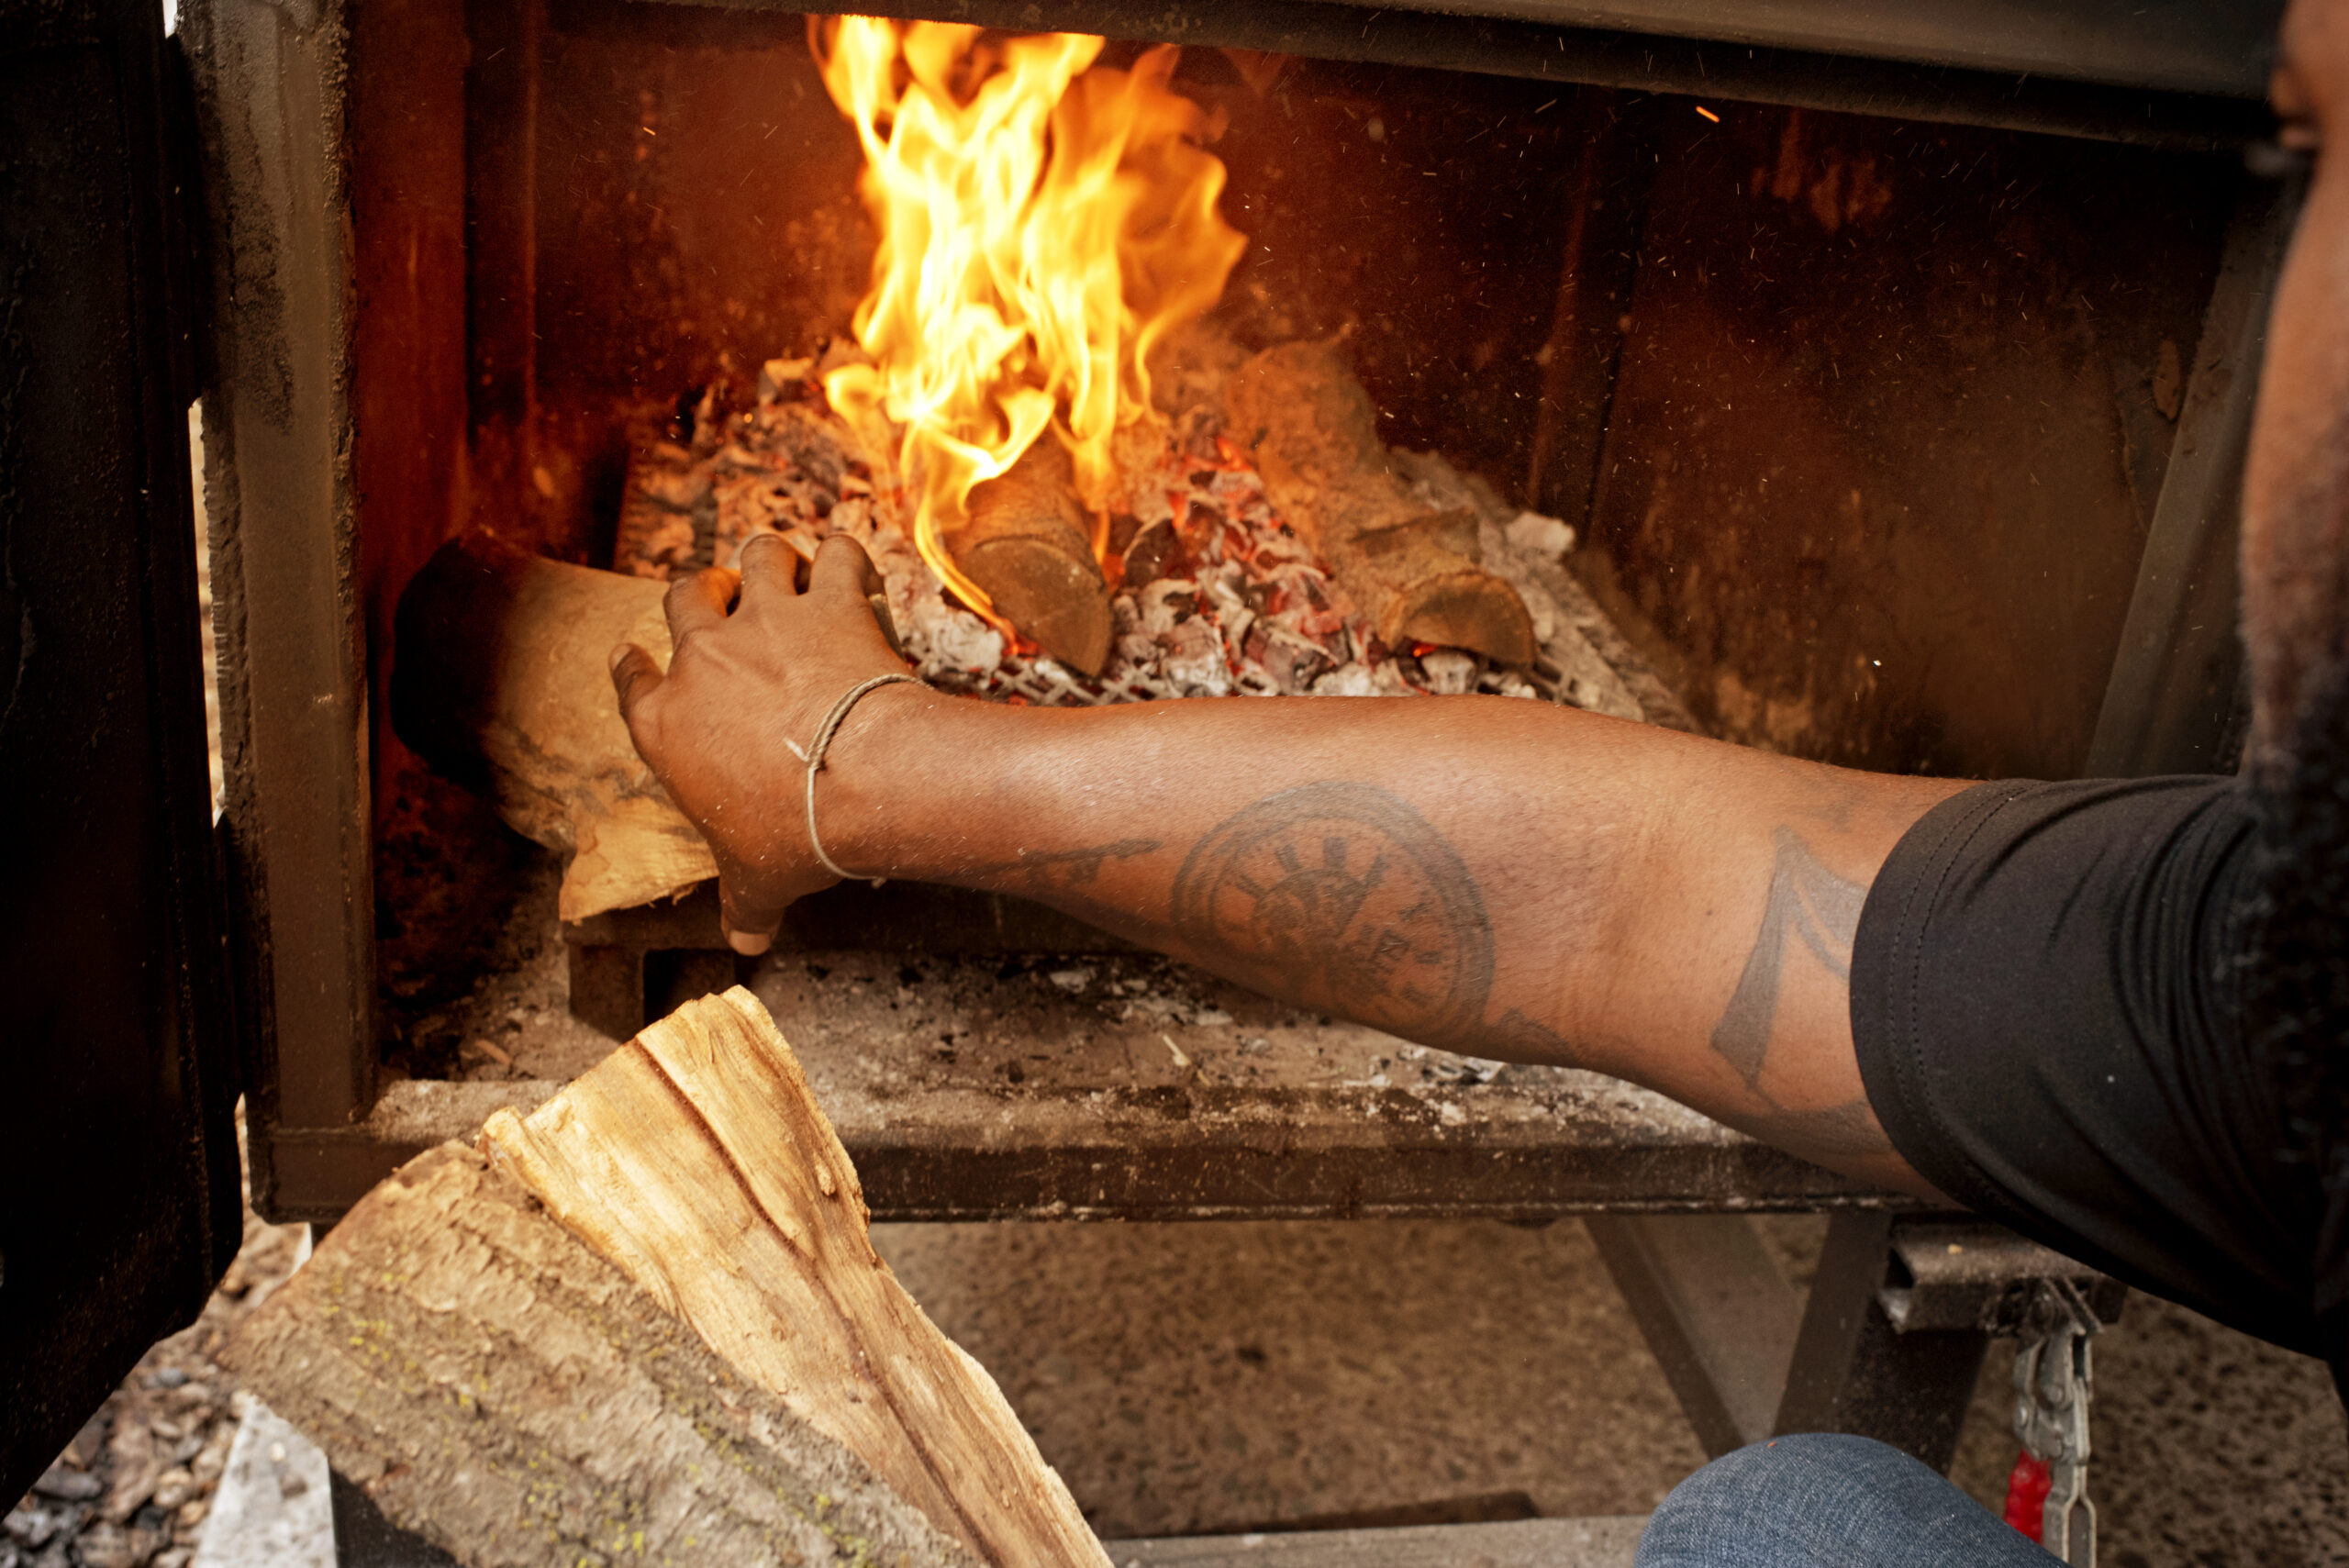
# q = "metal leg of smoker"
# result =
<box><xmin>1771</xmin><ymin>1212</ymin><xmax>1988</xmax><ymax>1472</ymax></box>
<box><xmin>329</xmin><ymin>1471</ymin><xmax>458</xmax><ymax>1568</ymax></box>
<box><xmin>565</xmin><ymin>940</ymin><xmax>646</xmax><ymax>1039</ymax></box>
<box><xmin>1584</xmin><ymin>1215</ymin><xmax>1804</xmax><ymax>1458</ymax></box>
<box><xmin>568</xmin><ymin>943</ymin><xmax>750</xmax><ymax>1039</ymax></box>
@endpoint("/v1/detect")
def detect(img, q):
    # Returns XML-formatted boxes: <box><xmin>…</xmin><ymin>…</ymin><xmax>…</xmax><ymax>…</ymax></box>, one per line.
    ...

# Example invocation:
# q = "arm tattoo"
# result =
<box><xmin>962</xmin><ymin>838</ymin><xmax>1163</xmax><ymax>930</ymax></box>
<box><xmin>1709</xmin><ymin>827</ymin><xmax>1890</xmax><ymax>1157</ymax></box>
<box><xmin>1171</xmin><ymin>783</ymin><xmax>1498</xmax><ymax>1045</ymax></box>
<box><xmin>963</xmin><ymin>838</ymin><xmax>1163</xmax><ymax>892</ymax></box>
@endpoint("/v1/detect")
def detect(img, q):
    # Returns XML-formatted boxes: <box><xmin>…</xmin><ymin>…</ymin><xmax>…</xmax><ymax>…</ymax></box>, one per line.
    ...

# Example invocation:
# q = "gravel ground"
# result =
<box><xmin>5</xmin><ymin>1207</ymin><xmax>306</xmax><ymax>1568</ymax></box>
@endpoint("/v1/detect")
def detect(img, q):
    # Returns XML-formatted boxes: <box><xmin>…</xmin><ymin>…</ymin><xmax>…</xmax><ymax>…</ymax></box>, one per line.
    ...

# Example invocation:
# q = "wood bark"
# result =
<box><xmin>480</xmin><ymin>987</ymin><xmax>1110</xmax><ymax>1568</ymax></box>
<box><xmin>225</xmin><ymin>1140</ymin><xmax>976</xmax><ymax>1568</ymax></box>
<box><xmin>1222</xmin><ymin>343</ymin><xmax>1537</xmax><ymax>667</ymax></box>
<box><xmin>392</xmin><ymin>528</ymin><xmax>715</xmax><ymax>921</ymax></box>
<box><xmin>949</xmin><ymin>441</ymin><xmax>1113</xmax><ymax>676</ymax></box>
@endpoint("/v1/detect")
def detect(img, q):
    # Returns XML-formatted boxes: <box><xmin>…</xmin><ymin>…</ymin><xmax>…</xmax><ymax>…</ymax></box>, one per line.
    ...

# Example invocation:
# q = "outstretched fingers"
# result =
<box><xmin>737</xmin><ymin>530</ymin><xmax>805</xmax><ymax>606</ymax></box>
<box><xmin>664</xmin><ymin>565</ymin><xmax>737</xmax><ymax>647</ymax></box>
<box><xmin>808</xmin><ymin>534</ymin><xmax>882</xmax><ymax>604</ymax></box>
<box><xmin>608</xmin><ymin>643</ymin><xmax>666</xmax><ymax>753</ymax></box>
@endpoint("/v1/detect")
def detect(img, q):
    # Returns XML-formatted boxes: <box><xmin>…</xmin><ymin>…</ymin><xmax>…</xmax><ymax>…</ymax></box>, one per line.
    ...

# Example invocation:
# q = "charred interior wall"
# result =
<box><xmin>1557</xmin><ymin>106</ymin><xmax>2236</xmax><ymax>779</ymax></box>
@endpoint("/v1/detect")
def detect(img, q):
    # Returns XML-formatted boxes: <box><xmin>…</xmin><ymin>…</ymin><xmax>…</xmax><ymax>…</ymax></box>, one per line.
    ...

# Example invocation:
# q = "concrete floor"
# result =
<box><xmin>875</xmin><ymin>1217</ymin><xmax>2349</xmax><ymax>1563</ymax></box>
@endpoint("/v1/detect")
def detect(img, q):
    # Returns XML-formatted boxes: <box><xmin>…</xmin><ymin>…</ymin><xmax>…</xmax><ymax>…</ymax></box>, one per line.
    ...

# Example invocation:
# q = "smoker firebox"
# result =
<box><xmin>188</xmin><ymin>0</ymin><xmax>2278</xmax><ymax>1227</ymax></box>
<box><xmin>168</xmin><ymin>0</ymin><xmax>2284</xmax><ymax>1216</ymax></box>
<box><xmin>34</xmin><ymin>0</ymin><xmax>2271</xmax><ymax>1519</ymax></box>
<box><xmin>0</xmin><ymin>0</ymin><xmax>2292</xmax><ymax>1518</ymax></box>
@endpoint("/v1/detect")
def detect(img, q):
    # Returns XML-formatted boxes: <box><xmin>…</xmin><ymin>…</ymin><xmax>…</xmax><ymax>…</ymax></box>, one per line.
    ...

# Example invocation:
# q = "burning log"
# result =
<box><xmin>1223</xmin><ymin>342</ymin><xmax>1537</xmax><ymax>668</ymax></box>
<box><xmin>228</xmin><ymin>988</ymin><xmax>1110</xmax><ymax>1568</ymax></box>
<box><xmin>950</xmin><ymin>440</ymin><xmax>1113</xmax><ymax>676</ymax></box>
<box><xmin>391</xmin><ymin>528</ymin><xmax>714</xmax><ymax>921</ymax></box>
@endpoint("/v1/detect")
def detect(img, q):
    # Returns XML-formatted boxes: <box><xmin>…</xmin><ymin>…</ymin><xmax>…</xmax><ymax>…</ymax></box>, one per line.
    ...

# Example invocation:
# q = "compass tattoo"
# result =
<box><xmin>1170</xmin><ymin>783</ymin><xmax>1495</xmax><ymax>1041</ymax></box>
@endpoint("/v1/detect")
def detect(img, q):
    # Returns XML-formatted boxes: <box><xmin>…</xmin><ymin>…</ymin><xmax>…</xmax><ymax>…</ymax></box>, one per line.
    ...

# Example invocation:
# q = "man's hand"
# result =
<box><xmin>609</xmin><ymin>533</ymin><xmax>910</xmax><ymax>954</ymax></box>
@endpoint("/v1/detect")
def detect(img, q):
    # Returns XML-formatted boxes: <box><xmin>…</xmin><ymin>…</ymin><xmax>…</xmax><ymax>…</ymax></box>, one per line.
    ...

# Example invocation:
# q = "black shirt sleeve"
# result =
<box><xmin>1850</xmin><ymin>776</ymin><xmax>2322</xmax><ymax>1359</ymax></box>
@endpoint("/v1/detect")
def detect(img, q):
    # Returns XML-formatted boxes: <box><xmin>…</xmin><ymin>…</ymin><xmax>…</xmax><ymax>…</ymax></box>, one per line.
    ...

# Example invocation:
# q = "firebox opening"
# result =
<box><xmin>354</xmin><ymin>0</ymin><xmax>2237</xmax><ymax>1084</ymax></box>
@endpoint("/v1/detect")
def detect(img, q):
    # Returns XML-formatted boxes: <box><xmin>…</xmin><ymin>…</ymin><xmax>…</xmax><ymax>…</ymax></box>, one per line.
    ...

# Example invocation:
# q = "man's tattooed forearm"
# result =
<box><xmin>1170</xmin><ymin>783</ymin><xmax>1497</xmax><ymax>1044</ymax></box>
<box><xmin>1709</xmin><ymin>827</ymin><xmax>1891</xmax><ymax>1157</ymax></box>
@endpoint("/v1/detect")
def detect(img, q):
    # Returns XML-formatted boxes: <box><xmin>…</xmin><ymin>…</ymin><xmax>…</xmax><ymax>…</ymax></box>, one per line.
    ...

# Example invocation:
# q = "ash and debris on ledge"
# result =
<box><xmin>6</xmin><ymin>1203</ymin><xmax>305</xmax><ymax>1568</ymax></box>
<box><xmin>740</xmin><ymin>947</ymin><xmax>1670</xmax><ymax>1130</ymax></box>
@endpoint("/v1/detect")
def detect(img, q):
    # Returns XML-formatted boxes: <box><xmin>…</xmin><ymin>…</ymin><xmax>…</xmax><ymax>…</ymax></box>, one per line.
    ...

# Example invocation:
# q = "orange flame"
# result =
<box><xmin>814</xmin><ymin>16</ymin><xmax>1246</xmax><ymax>624</ymax></box>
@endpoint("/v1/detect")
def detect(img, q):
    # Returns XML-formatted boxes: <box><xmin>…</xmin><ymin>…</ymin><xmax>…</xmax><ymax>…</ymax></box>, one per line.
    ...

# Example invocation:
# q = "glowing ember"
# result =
<box><xmin>813</xmin><ymin>17</ymin><xmax>1246</xmax><ymax>632</ymax></box>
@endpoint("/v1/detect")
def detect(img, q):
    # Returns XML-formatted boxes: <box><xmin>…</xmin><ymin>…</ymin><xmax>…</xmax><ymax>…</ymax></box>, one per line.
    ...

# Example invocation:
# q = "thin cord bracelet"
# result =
<box><xmin>802</xmin><ymin>672</ymin><xmax>926</xmax><ymax>886</ymax></box>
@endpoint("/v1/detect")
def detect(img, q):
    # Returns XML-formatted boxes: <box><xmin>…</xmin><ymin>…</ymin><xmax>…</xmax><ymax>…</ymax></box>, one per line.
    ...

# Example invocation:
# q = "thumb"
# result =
<box><xmin>608</xmin><ymin>642</ymin><xmax>664</xmax><ymax>754</ymax></box>
<box><xmin>718</xmin><ymin>862</ymin><xmax>791</xmax><ymax>956</ymax></box>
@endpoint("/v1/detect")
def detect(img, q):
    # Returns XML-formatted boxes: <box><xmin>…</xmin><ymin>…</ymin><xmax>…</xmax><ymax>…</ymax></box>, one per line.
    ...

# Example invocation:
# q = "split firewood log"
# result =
<box><xmin>224</xmin><ymin>1143</ymin><xmax>975</xmax><ymax>1568</ymax></box>
<box><xmin>392</xmin><ymin>529</ymin><xmax>715</xmax><ymax>922</ymax></box>
<box><xmin>1222</xmin><ymin>342</ymin><xmax>1537</xmax><ymax>667</ymax></box>
<box><xmin>229</xmin><ymin>988</ymin><xmax>1111</xmax><ymax>1568</ymax></box>
<box><xmin>949</xmin><ymin>440</ymin><xmax>1113</xmax><ymax>676</ymax></box>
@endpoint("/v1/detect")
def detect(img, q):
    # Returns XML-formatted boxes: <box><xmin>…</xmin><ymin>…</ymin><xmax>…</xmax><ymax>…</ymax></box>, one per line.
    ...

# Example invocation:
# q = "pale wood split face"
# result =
<box><xmin>229</xmin><ymin>988</ymin><xmax>1109</xmax><ymax>1568</ymax></box>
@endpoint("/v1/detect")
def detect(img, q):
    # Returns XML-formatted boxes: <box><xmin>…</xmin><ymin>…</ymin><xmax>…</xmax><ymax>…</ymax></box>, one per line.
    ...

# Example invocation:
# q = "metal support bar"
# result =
<box><xmin>1772</xmin><ymin>1213</ymin><xmax>1988</xmax><ymax>1472</ymax></box>
<box><xmin>1584</xmin><ymin>1215</ymin><xmax>1802</xmax><ymax>1458</ymax></box>
<box><xmin>1879</xmin><ymin>1221</ymin><xmax>2129</xmax><ymax>1334</ymax></box>
<box><xmin>2087</xmin><ymin>176</ymin><xmax>2303</xmax><ymax>779</ymax></box>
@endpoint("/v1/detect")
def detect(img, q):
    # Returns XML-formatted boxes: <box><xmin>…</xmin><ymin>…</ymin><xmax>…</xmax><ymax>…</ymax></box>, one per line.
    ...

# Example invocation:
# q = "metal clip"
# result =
<box><xmin>2012</xmin><ymin>1278</ymin><xmax>2101</xmax><ymax>1566</ymax></box>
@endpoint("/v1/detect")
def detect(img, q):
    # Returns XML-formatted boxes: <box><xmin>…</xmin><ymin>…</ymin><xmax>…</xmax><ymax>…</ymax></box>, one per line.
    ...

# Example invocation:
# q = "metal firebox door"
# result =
<box><xmin>0</xmin><ymin>0</ymin><xmax>246</xmax><ymax>1503</ymax></box>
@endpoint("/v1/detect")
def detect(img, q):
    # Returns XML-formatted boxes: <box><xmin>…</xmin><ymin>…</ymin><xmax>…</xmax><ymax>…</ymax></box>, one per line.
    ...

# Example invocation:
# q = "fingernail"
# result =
<box><xmin>728</xmin><ymin>929</ymin><xmax>773</xmax><ymax>956</ymax></box>
<box><xmin>608</xmin><ymin>644</ymin><xmax>629</xmax><ymax>673</ymax></box>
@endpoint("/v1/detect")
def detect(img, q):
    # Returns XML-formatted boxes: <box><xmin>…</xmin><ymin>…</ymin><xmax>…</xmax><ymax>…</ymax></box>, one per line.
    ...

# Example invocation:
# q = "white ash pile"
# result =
<box><xmin>617</xmin><ymin>347</ymin><xmax>1687</xmax><ymax>726</ymax></box>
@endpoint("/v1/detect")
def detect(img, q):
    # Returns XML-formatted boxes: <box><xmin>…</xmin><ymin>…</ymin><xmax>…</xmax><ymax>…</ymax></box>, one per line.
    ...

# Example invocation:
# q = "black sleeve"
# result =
<box><xmin>1851</xmin><ymin>777</ymin><xmax>2322</xmax><ymax>1358</ymax></box>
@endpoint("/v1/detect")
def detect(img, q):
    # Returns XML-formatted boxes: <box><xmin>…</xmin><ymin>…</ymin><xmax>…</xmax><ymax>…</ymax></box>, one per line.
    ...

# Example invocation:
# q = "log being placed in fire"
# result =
<box><xmin>950</xmin><ymin>439</ymin><xmax>1113</xmax><ymax>676</ymax></box>
<box><xmin>391</xmin><ymin>528</ymin><xmax>714</xmax><ymax>921</ymax></box>
<box><xmin>1223</xmin><ymin>341</ymin><xmax>1537</xmax><ymax>668</ymax></box>
<box><xmin>227</xmin><ymin>988</ymin><xmax>1110</xmax><ymax>1568</ymax></box>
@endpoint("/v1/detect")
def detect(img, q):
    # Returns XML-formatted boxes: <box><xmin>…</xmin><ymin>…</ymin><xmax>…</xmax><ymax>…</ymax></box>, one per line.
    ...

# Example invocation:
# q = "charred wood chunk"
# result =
<box><xmin>950</xmin><ymin>441</ymin><xmax>1113</xmax><ymax>676</ymax></box>
<box><xmin>1223</xmin><ymin>341</ymin><xmax>1535</xmax><ymax>668</ymax></box>
<box><xmin>1122</xmin><ymin>517</ymin><xmax>1194</xmax><ymax>587</ymax></box>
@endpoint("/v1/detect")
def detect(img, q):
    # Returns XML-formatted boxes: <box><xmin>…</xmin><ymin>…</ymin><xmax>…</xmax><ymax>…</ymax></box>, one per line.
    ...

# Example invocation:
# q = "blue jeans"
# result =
<box><xmin>1636</xmin><ymin>1434</ymin><xmax>2059</xmax><ymax>1566</ymax></box>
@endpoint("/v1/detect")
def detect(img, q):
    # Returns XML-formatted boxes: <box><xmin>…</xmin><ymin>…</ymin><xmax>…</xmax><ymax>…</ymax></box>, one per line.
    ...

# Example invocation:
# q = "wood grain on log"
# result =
<box><xmin>1222</xmin><ymin>343</ymin><xmax>1536</xmax><ymax>667</ymax></box>
<box><xmin>949</xmin><ymin>441</ymin><xmax>1112</xmax><ymax>676</ymax></box>
<box><xmin>392</xmin><ymin>529</ymin><xmax>715</xmax><ymax>921</ymax></box>
<box><xmin>225</xmin><ymin>1140</ymin><xmax>976</xmax><ymax>1568</ymax></box>
<box><xmin>479</xmin><ymin>988</ymin><xmax>1111</xmax><ymax>1568</ymax></box>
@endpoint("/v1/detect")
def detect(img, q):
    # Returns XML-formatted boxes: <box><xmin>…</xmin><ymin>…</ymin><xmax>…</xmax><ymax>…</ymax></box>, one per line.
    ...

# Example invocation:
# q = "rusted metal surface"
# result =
<box><xmin>1568</xmin><ymin>102</ymin><xmax>2238</xmax><ymax>780</ymax></box>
